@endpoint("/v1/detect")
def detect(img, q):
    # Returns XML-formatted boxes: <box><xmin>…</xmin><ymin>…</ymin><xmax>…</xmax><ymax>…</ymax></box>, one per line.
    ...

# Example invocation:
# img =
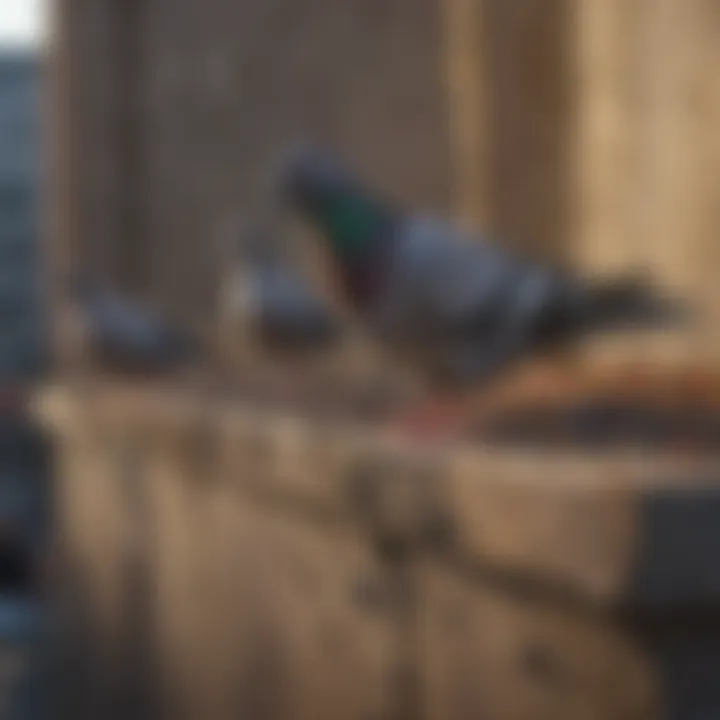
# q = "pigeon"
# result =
<box><xmin>278</xmin><ymin>148</ymin><xmax>687</xmax><ymax>436</ymax></box>
<box><xmin>66</xmin><ymin>273</ymin><xmax>200</xmax><ymax>376</ymax></box>
<box><xmin>222</xmin><ymin>225</ymin><xmax>343</xmax><ymax>355</ymax></box>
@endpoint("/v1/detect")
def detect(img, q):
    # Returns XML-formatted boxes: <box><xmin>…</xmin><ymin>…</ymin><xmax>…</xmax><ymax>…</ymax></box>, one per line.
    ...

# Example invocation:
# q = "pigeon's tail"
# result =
<box><xmin>583</xmin><ymin>272</ymin><xmax>689</xmax><ymax>331</ymax></box>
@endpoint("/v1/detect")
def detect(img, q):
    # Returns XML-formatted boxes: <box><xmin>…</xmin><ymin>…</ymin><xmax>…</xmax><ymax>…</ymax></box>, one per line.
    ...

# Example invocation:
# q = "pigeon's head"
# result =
<box><xmin>279</xmin><ymin>147</ymin><xmax>359</xmax><ymax>216</ymax></box>
<box><xmin>278</xmin><ymin>147</ymin><xmax>393</xmax><ymax>260</ymax></box>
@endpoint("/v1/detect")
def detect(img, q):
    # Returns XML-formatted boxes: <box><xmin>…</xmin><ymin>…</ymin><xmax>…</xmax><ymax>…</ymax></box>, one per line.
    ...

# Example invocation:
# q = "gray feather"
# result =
<box><xmin>363</xmin><ymin>216</ymin><xmax>577</xmax><ymax>385</ymax></box>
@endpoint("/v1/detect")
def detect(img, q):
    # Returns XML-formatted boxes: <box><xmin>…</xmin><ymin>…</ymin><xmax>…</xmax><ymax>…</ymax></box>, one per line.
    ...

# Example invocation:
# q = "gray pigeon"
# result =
<box><xmin>279</xmin><ymin>148</ymin><xmax>686</xmax><ymax>391</ymax></box>
<box><xmin>226</xmin><ymin>225</ymin><xmax>342</xmax><ymax>354</ymax></box>
<box><xmin>67</xmin><ymin>273</ymin><xmax>199</xmax><ymax>375</ymax></box>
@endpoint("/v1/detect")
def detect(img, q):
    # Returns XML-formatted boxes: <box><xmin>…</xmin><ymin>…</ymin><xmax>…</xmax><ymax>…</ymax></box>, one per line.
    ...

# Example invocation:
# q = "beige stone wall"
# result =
<box><xmin>574</xmin><ymin>0</ymin><xmax>720</xmax><ymax>363</ymax></box>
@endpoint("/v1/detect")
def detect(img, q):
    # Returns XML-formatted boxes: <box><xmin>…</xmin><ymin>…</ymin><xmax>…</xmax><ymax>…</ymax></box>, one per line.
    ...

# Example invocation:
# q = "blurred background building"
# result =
<box><xmin>0</xmin><ymin>51</ymin><xmax>44</xmax><ymax>381</ymax></box>
<box><xmin>0</xmin><ymin>4</ymin><xmax>52</xmax><ymax>719</ymax></box>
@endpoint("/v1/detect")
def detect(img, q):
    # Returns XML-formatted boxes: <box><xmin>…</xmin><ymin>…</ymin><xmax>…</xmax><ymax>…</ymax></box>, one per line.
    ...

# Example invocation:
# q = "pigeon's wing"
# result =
<box><xmin>378</xmin><ymin>217</ymin><xmax>576</xmax><ymax>384</ymax></box>
<box><xmin>394</xmin><ymin>219</ymin><xmax>518</xmax><ymax>321</ymax></box>
<box><xmin>365</xmin><ymin>218</ymin><xmax>500</xmax><ymax>376</ymax></box>
<box><xmin>429</xmin><ymin>257</ymin><xmax>585</xmax><ymax>385</ymax></box>
<box><xmin>84</xmin><ymin>291</ymin><xmax>194</xmax><ymax>365</ymax></box>
<box><xmin>374</xmin><ymin>217</ymin><xmax>519</xmax><ymax>355</ymax></box>
<box><xmin>412</xmin><ymin>220</ymin><xmax>582</xmax><ymax>334</ymax></box>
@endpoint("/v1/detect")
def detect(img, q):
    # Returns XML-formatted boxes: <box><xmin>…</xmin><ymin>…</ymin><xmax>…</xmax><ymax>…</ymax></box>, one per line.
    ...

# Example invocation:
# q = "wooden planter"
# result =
<box><xmin>35</xmin><ymin>378</ymin><xmax>720</xmax><ymax>720</ymax></box>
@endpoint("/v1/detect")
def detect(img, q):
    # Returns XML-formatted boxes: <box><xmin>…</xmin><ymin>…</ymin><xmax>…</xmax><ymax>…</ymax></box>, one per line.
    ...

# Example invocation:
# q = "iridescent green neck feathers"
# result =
<box><xmin>317</xmin><ymin>193</ymin><xmax>387</xmax><ymax>258</ymax></box>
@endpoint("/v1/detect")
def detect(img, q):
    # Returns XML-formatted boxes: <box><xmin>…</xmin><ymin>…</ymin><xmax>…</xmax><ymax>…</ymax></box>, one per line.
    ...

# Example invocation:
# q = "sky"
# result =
<box><xmin>0</xmin><ymin>0</ymin><xmax>43</xmax><ymax>48</ymax></box>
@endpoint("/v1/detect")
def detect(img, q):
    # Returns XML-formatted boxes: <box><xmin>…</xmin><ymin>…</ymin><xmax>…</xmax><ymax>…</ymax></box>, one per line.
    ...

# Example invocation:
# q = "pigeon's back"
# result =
<box><xmin>368</xmin><ymin>217</ymin><xmax>520</xmax><ymax>340</ymax></box>
<box><xmin>401</xmin><ymin>218</ymin><xmax>526</xmax><ymax>317</ymax></box>
<box><xmin>366</xmin><ymin>215</ymin><xmax>574</xmax><ymax>384</ymax></box>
